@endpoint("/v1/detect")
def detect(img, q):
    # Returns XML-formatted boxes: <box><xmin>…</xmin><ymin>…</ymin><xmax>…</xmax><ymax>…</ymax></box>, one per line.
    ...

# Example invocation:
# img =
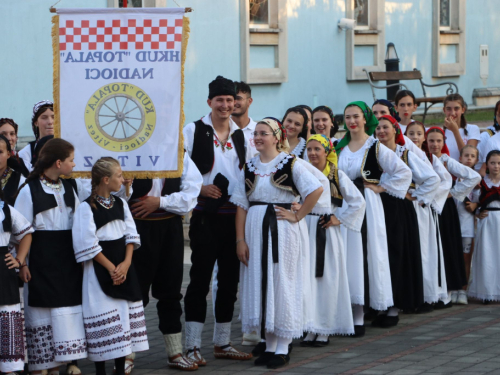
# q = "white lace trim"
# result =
<box><xmin>338</xmin><ymin>215</ymin><xmax>361</xmax><ymax>232</ymax></box>
<box><xmin>423</xmin><ymin>294</ymin><xmax>441</xmax><ymax>304</ymax></box>
<box><xmin>230</xmin><ymin>200</ymin><xmax>249</xmax><ymax>212</ymax></box>
<box><xmin>431</xmin><ymin>201</ymin><xmax>443</xmax><ymax>215</ymax></box>
<box><xmin>467</xmin><ymin>292</ymin><xmax>500</xmax><ymax>302</ymax></box>
<box><xmin>411</xmin><ymin>191</ymin><xmax>432</xmax><ymax>206</ymax></box>
<box><xmin>484</xmin><ymin>175</ymin><xmax>500</xmax><ymax>188</ymax></box>
<box><xmin>369</xmin><ymin>298</ymin><xmax>394</xmax><ymax>312</ymax></box>
<box><xmin>350</xmin><ymin>295</ymin><xmax>365</xmax><ymax>306</ymax></box>
<box><xmin>380</xmin><ymin>182</ymin><xmax>406</xmax><ymax>199</ymax></box>
<box><xmin>213</xmin><ymin>322</ymin><xmax>231</xmax><ymax>347</ymax></box>
<box><xmin>247</xmin><ymin>153</ymin><xmax>292</xmax><ymax>177</ymax></box>
<box><xmin>303</xmin><ymin>326</ymin><xmax>355</xmax><ymax>336</ymax></box>
<box><xmin>291</xmin><ymin>137</ymin><xmax>306</xmax><ymax>157</ymax></box>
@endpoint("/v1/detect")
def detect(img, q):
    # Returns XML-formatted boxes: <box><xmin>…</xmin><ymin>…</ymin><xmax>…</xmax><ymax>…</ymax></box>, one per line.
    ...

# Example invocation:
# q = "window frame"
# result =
<box><xmin>240</xmin><ymin>0</ymin><xmax>288</xmax><ymax>84</ymax></box>
<box><xmin>345</xmin><ymin>0</ymin><xmax>385</xmax><ymax>81</ymax></box>
<box><xmin>107</xmin><ymin>0</ymin><xmax>167</xmax><ymax>7</ymax></box>
<box><xmin>432</xmin><ymin>0</ymin><xmax>466</xmax><ymax>77</ymax></box>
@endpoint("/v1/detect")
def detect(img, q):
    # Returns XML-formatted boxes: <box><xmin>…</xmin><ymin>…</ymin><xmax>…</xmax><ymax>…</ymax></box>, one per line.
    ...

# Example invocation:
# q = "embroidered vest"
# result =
<box><xmin>191</xmin><ymin>119</ymin><xmax>246</xmax><ymax>175</ymax></box>
<box><xmin>327</xmin><ymin>166</ymin><xmax>343</xmax><ymax>207</ymax></box>
<box><xmin>361</xmin><ymin>140</ymin><xmax>383</xmax><ymax>183</ymax></box>
<box><xmin>244</xmin><ymin>155</ymin><xmax>300</xmax><ymax>197</ymax></box>
<box><xmin>401</xmin><ymin>149</ymin><xmax>416</xmax><ymax>189</ymax></box>
<box><xmin>2</xmin><ymin>169</ymin><xmax>22</xmax><ymax>206</ymax></box>
<box><xmin>84</xmin><ymin>196</ymin><xmax>125</xmax><ymax>231</ymax></box>
<box><xmin>486</xmin><ymin>129</ymin><xmax>497</xmax><ymax>137</ymax></box>
<box><xmin>28</xmin><ymin>179</ymin><xmax>76</xmax><ymax>217</ymax></box>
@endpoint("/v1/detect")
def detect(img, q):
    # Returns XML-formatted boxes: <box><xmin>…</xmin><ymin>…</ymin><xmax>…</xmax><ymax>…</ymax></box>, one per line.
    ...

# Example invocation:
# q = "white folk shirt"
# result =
<box><xmin>184</xmin><ymin>113</ymin><xmax>245</xmax><ymax>196</ymax></box>
<box><xmin>445</xmin><ymin>124</ymin><xmax>481</xmax><ymax>162</ymax></box>
<box><xmin>240</xmin><ymin>117</ymin><xmax>258</xmax><ymax>160</ymax></box>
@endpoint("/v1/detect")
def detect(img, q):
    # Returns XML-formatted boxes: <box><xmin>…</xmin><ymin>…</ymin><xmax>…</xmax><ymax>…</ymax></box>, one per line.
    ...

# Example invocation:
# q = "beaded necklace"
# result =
<box><xmin>96</xmin><ymin>194</ymin><xmax>115</xmax><ymax>209</ymax></box>
<box><xmin>0</xmin><ymin>167</ymin><xmax>12</xmax><ymax>189</ymax></box>
<box><xmin>40</xmin><ymin>174</ymin><xmax>62</xmax><ymax>191</ymax></box>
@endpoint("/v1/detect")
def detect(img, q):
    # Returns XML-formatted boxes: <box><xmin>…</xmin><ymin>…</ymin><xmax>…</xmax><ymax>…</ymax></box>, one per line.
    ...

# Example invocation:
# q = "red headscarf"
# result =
<box><xmin>378</xmin><ymin>115</ymin><xmax>405</xmax><ymax>146</ymax></box>
<box><xmin>425</xmin><ymin>127</ymin><xmax>450</xmax><ymax>156</ymax></box>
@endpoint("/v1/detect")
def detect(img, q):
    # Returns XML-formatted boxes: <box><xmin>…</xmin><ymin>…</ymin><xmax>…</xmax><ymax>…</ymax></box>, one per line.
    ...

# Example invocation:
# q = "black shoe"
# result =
<box><xmin>351</xmin><ymin>325</ymin><xmax>365</xmax><ymax>337</ymax></box>
<box><xmin>364</xmin><ymin>308</ymin><xmax>378</xmax><ymax>321</ymax></box>
<box><xmin>483</xmin><ymin>300</ymin><xmax>490</xmax><ymax>305</ymax></box>
<box><xmin>254</xmin><ymin>351</ymin><xmax>274</xmax><ymax>366</ymax></box>
<box><xmin>300</xmin><ymin>334</ymin><xmax>317</xmax><ymax>347</ymax></box>
<box><xmin>266</xmin><ymin>354</ymin><xmax>290</xmax><ymax>369</ymax></box>
<box><xmin>252</xmin><ymin>342</ymin><xmax>266</xmax><ymax>357</ymax></box>
<box><xmin>371</xmin><ymin>314</ymin><xmax>387</xmax><ymax>328</ymax></box>
<box><xmin>288</xmin><ymin>342</ymin><xmax>293</xmax><ymax>354</ymax></box>
<box><xmin>313</xmin><ymin>338</ymin><xmax>329</xmax><ymax>347</ymax></box>
<box><xmin>381</xmin><ymin>315</ymin><xmax>399</xmax><ymax>328</ymax></box>
<box><xmin>416</xmin><ymin>303</ymin><xmax>434</xmax><ymax>314</ymax></box>
<box><xmin>434</xmin><ymin>300</ymin><xmax>453</xmax><ymax>310</ymax></box>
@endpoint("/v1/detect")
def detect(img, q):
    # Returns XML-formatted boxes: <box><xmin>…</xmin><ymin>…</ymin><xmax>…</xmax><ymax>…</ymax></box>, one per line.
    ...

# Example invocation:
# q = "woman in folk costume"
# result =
<box><xmin>335</xmin><ymin>102</ymin><xmax>412</xmax><ymax>336</ymax></box>
<box><xmin>425</xmin><ymin>127</ymin><xmax>481</xmax><ymax>307</ymax></box>
<box><xmin>231</xmin><ymin>118</ymin><xmax>323</xmax><ymax>369</ymax></box>
<box><xmin>15</xmin><ymin>139</ymin><xmax>88</xmax><ymax>374</ymax></box>
<box><xmin>72</xmin><ymin>157</ymin><xmax>148</xmax><ymax>375</ymax></box>
<box><xmin>282</xmin><ymin>106</ymin><xmax>309</xmax><ymax>159</ymax></box>
<box><xmin>468</xmin><ymin>150</ymin><xmax>500</xmax><ymax>302</ymax></box>
<box><xmin>300</xmin><ymin>135</ymin><xmax>364</xmax><ymax>346</ymax></box>
<box><xmin>404</xmin><ymin>121</ymin><xmax>451</xmax><ymax>311</ymax></box>
<box><xmin>0</xmin><ymin>168</ymin><xmax>33</xmax><ymax>374</ymax></box>
<box><xmin>374</xmin><ymin>116</ymin><xmax>439</xmax><ymax>324</ymax></box>
<box><xmin>312</xmin><ymin>106</ymin><xmax>340</xmax><ymax>145</ymax></box>
<box><xmin>0</xmin><ymin>118</ymin><xmax>30</xmax><ymax>177</ymax></box>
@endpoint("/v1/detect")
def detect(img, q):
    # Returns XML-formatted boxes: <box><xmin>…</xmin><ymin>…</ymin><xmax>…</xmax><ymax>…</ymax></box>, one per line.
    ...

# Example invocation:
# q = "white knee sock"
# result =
<box><xmin>163</xmin><ymin>332</ymin><xmax>183</xmax><ymax>357</ymax></box>
<box><xmin>185</xmin><ymin>321</ymin><xmax>204</xmax><ymax>350</ymax></box>
<box><xmin>352</xmin><ymin>304</ymin><xmax>364</xmax><ymax>325</ymax></box>
<box><xmin>265</xmin><ymin>332</ymin><xmax>278</xmax><ymax>352</ymax></box>
<box><xmin>276</xmin><ymin>337</ymin><xmax>292</xmax><ymax>355</ymax></box>
<box><xmin>387</xmin><ymin>307</ymin><xmax>399</xmax><ymax>317</ymax></box>
<box><xmin>304</xmin><ymin>332</ymin><xmax>316</xmax><ymax>341</ymax></box>
<box><xmin>213</xmin><ymin>322</ymin><xmax>231</xmax><ymax>347</ymax></box>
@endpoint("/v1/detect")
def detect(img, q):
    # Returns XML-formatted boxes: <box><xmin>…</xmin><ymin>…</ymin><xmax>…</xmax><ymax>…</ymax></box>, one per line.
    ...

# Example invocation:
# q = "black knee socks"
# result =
<box><xmin>95</xmin><ymin>361</ymin><xmax>106</xmax><ymax>375</ymax></box>
<box><xmin>114</xmin><ymin>357</ymin><xmax>126</xmax><ymax>375</ymax></box>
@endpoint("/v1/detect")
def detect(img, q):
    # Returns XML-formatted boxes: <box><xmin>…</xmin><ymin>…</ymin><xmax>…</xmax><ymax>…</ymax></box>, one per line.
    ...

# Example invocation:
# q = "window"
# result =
<box><xmin>345</xmin><ymin>0</ymin><xmax>385</xmax><ymax>81</ymax></box>
<box><xmin>108</xmin><ymin>0</ymin><xmax>166</xmax><ymax>7</ymax></box>
<box><xmin>240</xmin><ymin>0</ymin><xmax>288</xmax><ymax>84</ymax></box>
<box><xmin>432</xmin><ymin>0</ymin><xmax>466</xmax><ymax>77</ymax></box>
<box><xmin>118</xmin><ymin>0</ymin><xmax>143</xmax><ymax>7</ymax></box>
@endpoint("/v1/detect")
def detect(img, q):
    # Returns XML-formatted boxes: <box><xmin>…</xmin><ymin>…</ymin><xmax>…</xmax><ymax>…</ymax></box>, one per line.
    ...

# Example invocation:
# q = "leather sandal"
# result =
<box><xmin>168</xmin><ymin>353</ymin><xmax>199</xmax><ymax>371</ymax></box>
<box><xmin>213</xmin><ymin>344</ymin><xmax>253</xmax><ymax>360</ymax></box>
<box><xmin>186</xmin><ymin>347</ymin><xmax>207</xmax><ymax>366</ymax></box>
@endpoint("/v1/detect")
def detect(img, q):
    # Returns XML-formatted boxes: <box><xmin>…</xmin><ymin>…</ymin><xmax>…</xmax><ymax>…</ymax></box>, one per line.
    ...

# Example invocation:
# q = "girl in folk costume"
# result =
<box><xmin>455</xmin><ymin>145</ymin><xmax>481</xmax><ymax>305</ymax></box>
<box><xmin>468</xmin><ymin>150</ymin><xmax>500</xmax><ymax>302</ymax></box>
<box><xmin>15</xmin><ymin>139</ymin><xmax>88</xmax><ymax>374</ymax></box>
<box><xmin>312</xmin><ymin>106</ymin><xmax>340</xmax><ymax>144</ymax></box>
<box><xmin>425</xmin><ymin>127</ymin><xmax>481</xmax><ymax>307</ymax></box>
<box><xmin>374</xmin><ymin>116</ymin><xmax>439</xmax><ymax>324</ymax></box>
<box><xmin>0</xmin><ymin>178</ymin><xmax>33</xmax><ymax>374</ymax></box>
<box><xmin>296</xmin><ymin>105</ymin><xmax>313</xmax><ymax>139</ymax></box>
<box><xmin>335</xmin><ymin>102</ymin><xmax>412</xmax><ymax>336</ymax></box>
<box><xmin>478</xmin><ymin>101</ymin><xmax>500</xmax><ymax>173</ymax></box>
<box><xmin>18</xmin><ymin>101</ymin><xmax>55</xmax><ymax>173</ymax></box>
<box><xmin>282</xmin><ymin>107</ymin><xmax>309</xmax><ymax>159</ymax></box>
<box><xmin>301</xmin><ymin>135</ymin><xmax>365</xmax><ymax>345</ymax></box>
<box><xmin>394</xmin><ymin>90</ymin><xmax>418</xmax><ymax>134</ymax></box>
<box><xmin>442</xmin><ymin>94</ymin><xmax>481</xmax><ymax>162</ymax></box>
<box><xmin>0</xmin><ymin>118</ymin><xmax>29</xmax><ymax>177</ymax></box>
<box><xmin>405</xmin><ymin>121</ymin><xmax>451</xmax><ymax>312</ymax></box>
<box><xmin>232</xmin><ymin>118</ymin><xmax>323</xmax><ymax>369</ymax></box>
<box><xmin>72</xmin><ymin>158</ymin><xmax>148</xmax><ymax>375</ymax></box>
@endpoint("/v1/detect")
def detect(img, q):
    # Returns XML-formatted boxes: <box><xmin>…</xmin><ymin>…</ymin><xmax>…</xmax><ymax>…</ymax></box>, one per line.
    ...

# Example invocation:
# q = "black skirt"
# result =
<box><xmin>438</xmin><ymin>197</ymin><xmax>467</xmax><ymax>290</ymax></box>
<box><xmin>380</xmin><ymin>193</ymin><xmax>424</xmax><ymax>311</ymax></box>
<box><xmin>0</xmin><ymin>246</ymin><xmax>20</xmax><ymax>305</ymax></box>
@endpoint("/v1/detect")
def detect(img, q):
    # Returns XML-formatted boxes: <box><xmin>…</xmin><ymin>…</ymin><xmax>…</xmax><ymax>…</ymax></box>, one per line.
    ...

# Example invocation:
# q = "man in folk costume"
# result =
<box><xmin>183</xmin><ymin>76</ymin><xmax>252</xmax><ymax>365</ymax></box>
<box><xmin>232</xmin><ymin>81</ymin><xmax>258</xmax><ymax>159</ymax></box>
<box><xmin>128</xmin><ymin>149</ymin><xmax>203</xmax><ymax>370</ymax></box>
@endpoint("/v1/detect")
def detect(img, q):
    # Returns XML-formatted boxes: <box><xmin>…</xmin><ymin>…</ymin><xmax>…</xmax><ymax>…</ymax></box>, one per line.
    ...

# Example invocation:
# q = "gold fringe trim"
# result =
<box><xmin>52</xmin><ymin>15</ymin><xmax>61</xmax><ymax>139</ymax></box>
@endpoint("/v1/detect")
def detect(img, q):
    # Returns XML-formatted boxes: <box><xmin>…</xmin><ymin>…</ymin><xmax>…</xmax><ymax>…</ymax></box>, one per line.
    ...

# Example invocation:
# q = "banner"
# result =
<box><xmin>52</xmin><ymin>8</ymin><xmax>189</xmax><ymax>178</ymax></box>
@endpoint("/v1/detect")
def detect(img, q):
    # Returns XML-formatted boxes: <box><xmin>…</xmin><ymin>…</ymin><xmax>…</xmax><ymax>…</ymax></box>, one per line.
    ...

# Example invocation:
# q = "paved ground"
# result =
<box><xmin>77</xmin><ymin>250</ymin><xmax>500</xmax><ymax>375</ymax></box>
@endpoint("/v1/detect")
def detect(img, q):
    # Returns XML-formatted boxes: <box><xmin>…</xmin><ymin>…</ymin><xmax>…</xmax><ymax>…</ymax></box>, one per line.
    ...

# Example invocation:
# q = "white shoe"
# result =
<box><xmin>66</xmin><ymin>364</ymin><xmax>81</xmax><ymax>375</ymax></box>
<box><xmin>241</xmin><ymin>332</ymin><xmax>261</xmax><ymax>346</ymax></box>
<box><xmin>457</xmin><ymin>291</ymin><xmax>468</xmax><ymax>305</ymax></box>
<box><xmin>450</xmin><ymin>291</ymin><xmax>458</xmax><ymax>303</ymax></box>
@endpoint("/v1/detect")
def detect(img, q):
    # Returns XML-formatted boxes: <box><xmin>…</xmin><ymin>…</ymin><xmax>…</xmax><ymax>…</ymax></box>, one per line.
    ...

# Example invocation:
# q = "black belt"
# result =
<box><xmin>308</xmin><ymin>213</ymin><xmax>331</xmax><ymax>278</ymax></box>
<box><xmin>483</xmin><ymin>207</ymin><xmax>500</xmax><ymax>211</ymax></box>
<box><xmin>249</xmin><ymin>201</ymin><xmax>292</xmax><ymax>339</ymax></box>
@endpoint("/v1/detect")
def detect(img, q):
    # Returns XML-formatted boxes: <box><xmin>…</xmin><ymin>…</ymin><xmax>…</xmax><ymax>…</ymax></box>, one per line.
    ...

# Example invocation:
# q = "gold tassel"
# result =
<box><xmin>51</xmin><ymin>15</ymin><xmax>61</xmax><ymax>139</ymax></box>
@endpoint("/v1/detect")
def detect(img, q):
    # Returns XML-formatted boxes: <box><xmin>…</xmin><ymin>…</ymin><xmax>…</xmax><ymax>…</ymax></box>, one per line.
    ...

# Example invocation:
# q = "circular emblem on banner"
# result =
<box><xmin>84</xmin><ymin>83</ymin><xmax>156</xmax><ymax>152</ymax></box>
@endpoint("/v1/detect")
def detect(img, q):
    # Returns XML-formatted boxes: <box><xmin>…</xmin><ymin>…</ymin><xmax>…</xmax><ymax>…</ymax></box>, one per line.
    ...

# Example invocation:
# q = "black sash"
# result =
<box><xmin>0</xmin><ymin>246</ymin><xmax>20</xmax><ymax>305</ymax></box>
<box><xmin>432</xmin><ymin>209</ymin><xmax>442</xmax><ymax>287</ymax></box>
<box><xmin>353</xmin><ymin>178</ymin><xmax>370</xmax><ymax>307</ymax></box>
<box><xmin>28</xmin><ymin>230</ymin><xmax>82</xmax><ymax>308</ymax></box>
<box><xmin>249</xmin><ymin>201</ymin><xmax>292</xmax><ymax>339</ymax></box>
<box><xmin>93</xmin><ymin>237</ymin><xmax>142</xmax><ymax>302</ymax></box>
<box><xmin>308</xmin><ymin>213</ymin><xmax>330</xmax><ymax>278</ymax></box>
<box><xmin>191</xmin><ymin>120</ymin><xmax>246</xmax><ymax>174</ymax></box>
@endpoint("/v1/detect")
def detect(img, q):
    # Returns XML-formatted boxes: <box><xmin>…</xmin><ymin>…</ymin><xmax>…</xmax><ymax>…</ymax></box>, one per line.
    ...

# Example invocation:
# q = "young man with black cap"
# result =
<box><xmin>183</xmin><ymin>76</ymin><xmax>252</xmax><ymax>365</ymax></box>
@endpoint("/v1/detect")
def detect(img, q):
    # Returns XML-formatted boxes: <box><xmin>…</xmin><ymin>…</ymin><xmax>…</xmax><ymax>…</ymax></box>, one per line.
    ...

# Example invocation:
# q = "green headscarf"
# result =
<box><xmin>335</xmin><ymin>101</ymin><xmax>379</xmax><ymax>154</ymax></box>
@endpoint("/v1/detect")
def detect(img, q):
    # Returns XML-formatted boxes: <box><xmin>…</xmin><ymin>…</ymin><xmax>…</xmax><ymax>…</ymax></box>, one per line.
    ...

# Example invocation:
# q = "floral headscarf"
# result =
<box><xmin>377</xmin><ymin>115</ymin><xmax>405</xmax><ymax>146</ymax></box>
<box><xmin>307</xmin><ymin>134</ymin><xmax>338</xmax><ymax>177</ymax></box>
<box><xmin>335</xmin><ymin>101</ymin><xmax>379</xmax><ymax>154</ymax></box>
<box><xmin>259</xmin><ymin>117</ymin><xmax>290</xmax><ymax>153</ymax></box>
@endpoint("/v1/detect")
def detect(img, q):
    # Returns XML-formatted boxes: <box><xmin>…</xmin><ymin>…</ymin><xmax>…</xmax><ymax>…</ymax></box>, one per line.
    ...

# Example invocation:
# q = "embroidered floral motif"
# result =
<box><xmin>129</xmin><ymin>311</ymin><xmax>145</xmax><ymax>320</ymax></box>
<box><xmin>75</xmin><ymin>244</ymin><xmax>101</xmax><ymax>260</ymax></box>
<box><xmin>84</xmin><ymin>309</ymin><xmax>118</xmax><ymax>321</ymax></box>
<box><xmin>86</xmin><ymin>332</ymin><xmax>131</xmax><ymax>349</ymax></box>
<box><xmin>86</xmin><ymin>325</ymin><xmax>123</xmax><ymax>340</ymax></box>
<box><xmin>130</xmin><ymin>319</ymin><xmax>146</xmax><ymax>330</ymax></box>
<box><xmin>26</xmin><ymin>325</ymin><xmax>56</xmax><ymax>365</ymax></box>
<box><xmin>53</xmin><ymin>338</ymin><xmax>87</xmax><ymax>357</ymax></box>
<box><xmin>0</xmin><ymin>310</ymin><xmax>24</xmax><ymax>363</ymax></box>
<box><xmin>225</xmin><ymin>142</ymin><xmax>233</xmax><ymax>150</ymax></box>
<box><xmin>214</xmin><ymin>140</ymin><xmax>220</xmax><ymax>148</ymax></box>
<box><xmin>13</xmin><ymin>225</ymin><xmax>33</xmax><ymax>237</ymax></box>
<box><xmin>247</xmin><ymin>154</ymin><xmax>292</xmax><ymax>177</ymax></box>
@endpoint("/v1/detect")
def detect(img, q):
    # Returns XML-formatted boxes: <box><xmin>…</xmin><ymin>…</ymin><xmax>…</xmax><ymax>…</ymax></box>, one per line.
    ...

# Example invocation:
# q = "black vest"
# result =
<box><xmin>400</xmin><ymin>149</ymin><xmax>416</xmax><ymax>189</ymax></box>
<box><xmin>244</xmin><ymin>154</ymin><xmax>299</xmax><ymax>197</ymax></box>
<box><xmin>29</xmin><ymin>141</ymin><xmax>37</xmax><ymax>166</ymax></box>
<box><xmin>28</xmin><ymin>178</ymin><xmax>76</xmax><ymax>217</ymax></box>
<box><xmin>328</xmin><ymin>167</ymin><xmax>343</xmax><ymax>207</ymax></box>
<box><xmin>129</xmin><ymin>177</ymin><xmax>181</xmax><ymax>201</ymax></box>
<box><xmin>2</xmin><ymin>169</ymin><xmax>22</xmax><ymax>206</ymax></box>
<box><xmin>361</xmin><ymin>140</ymin><xmax>383</xmax><ymax>183</ymax></box>
<box><xmin>190</xmin><ymin>119</ymin><xmax>246</xmax><ymax>175</ymax></box>
<box><xmin>84</xmin><ymin>196</ymin><xmax>125</xmax><ymax>231</ymax></box>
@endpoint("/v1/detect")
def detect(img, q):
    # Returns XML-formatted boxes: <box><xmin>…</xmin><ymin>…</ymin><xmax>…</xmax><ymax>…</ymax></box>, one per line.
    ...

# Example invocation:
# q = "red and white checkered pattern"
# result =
<box><xmin>59</xmin><ymin>18</ymin><xmax>183</xmax><ymax>51</ymax></box>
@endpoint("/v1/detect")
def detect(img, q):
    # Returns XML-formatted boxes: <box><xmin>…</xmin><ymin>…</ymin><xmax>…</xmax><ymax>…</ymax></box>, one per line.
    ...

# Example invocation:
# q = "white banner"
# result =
<box><xmin>53</xmin><ymin>8</ymin><xmax>188</xmax><ymax>178</ymax></box>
